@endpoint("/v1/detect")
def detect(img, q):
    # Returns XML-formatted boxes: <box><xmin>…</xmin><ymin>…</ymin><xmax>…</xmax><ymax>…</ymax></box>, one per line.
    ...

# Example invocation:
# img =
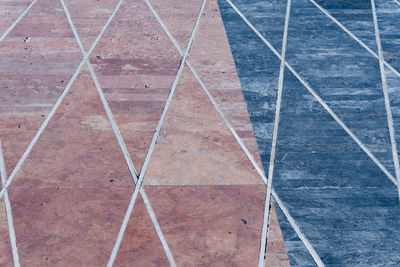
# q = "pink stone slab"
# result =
<box><xmin>149</xmin><ymin>0</ymin><xmax>204</xmax><ymax>49</ymax></box>
<box><xmin>143</xmin><ymin>185</ymin><xmax>266</xmax><ymax>266</ymax></box>
<box><xmin>114</xmin><ymin>194</ymin><xmax>169</xmax><ymax>266</ymax></box>
<box><xmin>90</xmin><ymin>0</ymin><xmax>182</xmax><ymax>171</ymax></box>
<box><xmin>0</xmin><ymin>1</ymin><xmax>32</xmax><ymax>37</ymax></box>
<box><xmin>144</xmin><ymin>68</ymin><xmax>262</xmax><ymax>185</ymax></box>
<box><xmin>0</xmin><ymin>0</ymin><xmax>82</xmax><ymax>174</ymax></box>
<box><xmin>0</xmin><ymin>201</ymin><xmax>13</xmax><ymax>266</ymax></box>
<box><xmin>63</xmin><ymin>0</ymin><xmax>120</xmax><ymax>51</ymax></box>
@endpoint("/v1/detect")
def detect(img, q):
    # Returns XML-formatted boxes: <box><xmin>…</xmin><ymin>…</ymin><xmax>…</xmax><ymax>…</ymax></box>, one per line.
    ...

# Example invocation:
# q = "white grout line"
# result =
<box><xmin>0</xmin><ymin>0</ymin><xmax>125</xmax><ymax>201</ymax></box>
<box><xmin>106</xmin><ymin>1</ymin><xmax>207</xmax><ymax>265</ymax></box>
<box><xmin>371</xmin><ymin>0</ymin><xmax>400</xmax><ymax>201</ymax></box>
<box><xmin>0</xmin><ymin>140</ymin><xmax>20</xmax><ymax>267</ymax></box>
<box><xmin>258</xmin><ymin>0</ymin><xmax>291</xmax><ymax>265</ymax></box>
<box><xmin>225</xmin><ymin>0</ymin><xmax>398</xmax><ymax>187</ymax></box>
<box><xmin>144</xmin><ymin>0</ymin><xmax>324</xmax><ymax>265</ymax></box>
<box><xmin>307</xmin><ymin>0</ymin><xmax>400</xmax><ymax>80</ymax></box>
<box><xmin>394</xmin><ymin>0</ymin><xmax>400</xmax><ymax>6</ymax></box>
<box><xmin>59</xmin><ymin>0</ymin><xmax>177</xmax><ymax>264</ymax></box>
<box><xmin>0</xmin><ymin>0</ymin><xmax>39</xmax><ymax>42</ymax></box>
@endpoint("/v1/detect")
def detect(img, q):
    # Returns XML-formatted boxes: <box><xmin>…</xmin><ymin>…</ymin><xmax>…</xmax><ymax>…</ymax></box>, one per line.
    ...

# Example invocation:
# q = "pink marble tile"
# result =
<box><xmin>0</xmin><ymin>0</ymin><xmax>81</xmax><ymax>174</ymax></box>
<box><xmin>0</xmin><ymin>1</ymin><xmax>32</xmax><ymax>36</ymax></box>
<box><xmin>149</xmin><ymin>0</ymin><xmax>204</xmax><ymax>49</ymax></box>
<box><xmin>144</xmin><ymin>68</ymin><xmax>263</xmax><ymax>185</ymax></box>
<box><xmin>64</xmin><ymin>0</ymin><xmax>120</xmax><ymax>51</ymax></box>
<box><xmin>0</xmin><ymin>201</ymin><xmax>13</xmax><ymax>266</ymax></box>
<box><xmin>90</xmin><ymin>0</ymin><xmax>182</xmax><ymax>171</ymax></box>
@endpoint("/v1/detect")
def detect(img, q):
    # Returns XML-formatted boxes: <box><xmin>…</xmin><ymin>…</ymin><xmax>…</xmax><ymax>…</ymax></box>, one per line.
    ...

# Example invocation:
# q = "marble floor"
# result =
<box><xmin>0</xmin><ymin>0</ymin><xmax>399</xmax><ymax>266</ymax></box>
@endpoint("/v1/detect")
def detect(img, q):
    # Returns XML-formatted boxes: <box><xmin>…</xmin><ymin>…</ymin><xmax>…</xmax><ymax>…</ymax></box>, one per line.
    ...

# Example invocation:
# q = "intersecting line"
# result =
<box><xmin>59</xmin><ymin>0</ymin><xmax>177</xmax><ymax>265</ymax></box>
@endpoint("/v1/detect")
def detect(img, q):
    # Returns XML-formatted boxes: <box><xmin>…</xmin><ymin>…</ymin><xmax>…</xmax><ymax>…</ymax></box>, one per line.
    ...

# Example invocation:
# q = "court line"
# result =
<box><xmin>0</xmin><ymin>0</ymin><xmax>125</xmax><ymax>200</ymax></box>
<box><xmin>371</xmin><ymin>0</ymin><xmax>400</xmax><ymax>201</ymax></box>
<box><xmin>307</xmin><ymin>0</ymin><xmax>400</xmax><ymax>80</ymax></box>
<box><xmin>106</xmin><ymin>0</ymin><xmax>207</xmax><ymax>265</ymax></box>
<box><xmin>144</xmin><ymin>0</ymin><xmax>324</xmax><ymax>265</ymax></box>
<box><xmin>0</xmin><ymin>140</ymin><xmax>20</xmax><ymax>267</ymax></box>
<box><xmin>225</xmin><ymin>0</ymin><xmax>397</xmax><ymax>186</ymax></box>
<box><xmin>258</xmin><ymin>0</ymin><xmax>291</xmax><ymax>264</ymax></box>
<box><xmin>59</xmin><ymin>0</ymin><xmax>176</xmax><ymax>264</ymax></box>
<box><xmin>0</xmin><ymin>0</ymin><xmax>39</xmax><ymax>42</ymax></box>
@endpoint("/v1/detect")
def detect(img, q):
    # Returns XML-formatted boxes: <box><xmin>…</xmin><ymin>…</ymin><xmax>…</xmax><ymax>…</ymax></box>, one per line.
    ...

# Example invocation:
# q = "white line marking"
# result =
<box><xmin>259</xmin><ymin>0</ymin><xmax>291</xmax><ymax>265</ymax></box>
<box><xmin>107</xmin><ymin>1</ymin><xmax>207</xmax><ymax>265</ymax></box>
<box><xmin>0</xmin><ymin>0</ymin><xmax>39</xmax><ymax>42</ymax></box>
<box><xmin>145</xmin><ymin>0</ymin><xmax>324</xmax><ymax>265</ymax></box>
<box><xmin>225</xmin><ymin>0</ymin><xmax>398</xmax><ymax>186</ymax></box>
<box><xmin>0</xmin><ymin>0</ymin><xmax>125</xmax><ymax>201</ymax></box>
<box><xmin>307</xmin><ymin>0</ymin><xmax>400</xmax><ymax>80</ymax></box>
<box><xmin>371</xmin><ymin>0</ymin><xmax>400</xmax><ymax>201</ymax></box>
<box><xmin>59</xmin><ymin>0</ymin><xmax>176</xmax><ymax>264</ymax></box>
<box><xmin>393</xmin><ymin>0</ymin><xmax>400</xmax><ymax>6</ymax></box>
<box><xmin>0</xmin><ymin>140</ymin><xmax>20</xmax><ymax>267</ymax></box>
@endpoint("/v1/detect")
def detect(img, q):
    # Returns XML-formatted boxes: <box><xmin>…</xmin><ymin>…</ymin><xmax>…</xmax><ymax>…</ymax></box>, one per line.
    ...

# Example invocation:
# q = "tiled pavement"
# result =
<box><xmin>0</xmin><ymin>0</ymin><xmax>399</xmax><ymax>266</ymax></box>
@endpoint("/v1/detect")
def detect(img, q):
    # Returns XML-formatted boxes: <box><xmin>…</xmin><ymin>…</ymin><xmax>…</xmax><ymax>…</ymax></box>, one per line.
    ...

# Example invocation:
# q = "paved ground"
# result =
<box><xmin>0</xmin><ymin>0</ymin><xmax>400</xmax><ymax>266</ymax></box>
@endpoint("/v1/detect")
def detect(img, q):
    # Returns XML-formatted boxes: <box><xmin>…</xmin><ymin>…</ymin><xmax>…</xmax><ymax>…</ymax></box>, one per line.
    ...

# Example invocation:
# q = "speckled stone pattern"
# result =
<box><xmin>219</xmin><ymin>0</ymin><xmax>400</xmax><ymax>266</ymax></box>
<box><xmin>0</xmin><ymin>0</ymin><xmax>290</xmax><ymax>266</ymax></box>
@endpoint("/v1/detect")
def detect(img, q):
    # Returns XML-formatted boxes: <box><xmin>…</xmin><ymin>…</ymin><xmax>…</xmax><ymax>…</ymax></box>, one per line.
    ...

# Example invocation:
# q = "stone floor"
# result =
<box><xmin>0</xmin><ymin>0</ymin><xmax>399</xmax><ymax>266</ymax></box>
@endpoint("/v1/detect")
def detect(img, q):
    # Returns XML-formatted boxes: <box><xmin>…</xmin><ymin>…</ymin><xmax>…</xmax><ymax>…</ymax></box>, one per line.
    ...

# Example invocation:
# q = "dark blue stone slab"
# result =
<box><xmin>313</xmin><ymin>0</ymin><xmax>378</xmax><ymax>52</ymax></box>
<box><xmin>376</xmin><ymin>0</ymin><xmax>400</xmax><ymax>72</ymax></box>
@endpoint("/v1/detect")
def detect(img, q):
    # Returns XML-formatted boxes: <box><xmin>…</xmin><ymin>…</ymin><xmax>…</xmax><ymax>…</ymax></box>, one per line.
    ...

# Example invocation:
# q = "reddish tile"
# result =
<box><xmin>0</xmin><ymin>0</ymin><xmax>81</xmax><ymax>174</ymax></box>
<box><xmin>90</xmin><ymin>0</ymin><xmax>182</xmax><ymax>170</ymax></box>
<box><xmin>144</xmin><ymin>68</ymin><xmax>262</xmax><ymax>185</ymax></box>
<box><xmin>64</xmin><ymin>0</ymin><xmax>120</xmax><ymax>51</ymax></box>
<box><xmin>149</xmin><ymin>0</ymin><xmax>204</xmax><ymax>49</ymax></box>
<box><xmin>0</xmin><ymin>201</ymin><xmax>13</xmax><ymax>266</ymax></box>
<box><xmin>8</xmin><ymin>66</ymin><xmax>137</xmax><ymax>264</ymax></box>
<box><xmin>0</xmin><ymin>1</ymin><xmax>32</xmax><ymax>36</ymax></box>
<box><xmin>144</xmin><ymin>185</ymin><xmax>266</xmax><ymax>266</ymax></box>
<box><xmin>187</xmin><ymin>0</ymin><xmax>290</xmax><ymax>264</ymax></box>
<box><xmin>114</xmin><ymin>194</ymin><xmax>169</xmax><ymax>266</ymax></box>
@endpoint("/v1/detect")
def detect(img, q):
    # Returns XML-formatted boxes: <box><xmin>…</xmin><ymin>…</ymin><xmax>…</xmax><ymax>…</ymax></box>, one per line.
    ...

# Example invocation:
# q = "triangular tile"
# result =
<box><xmin>0</xmin><ymin>201</ymin><xmax>13</xmax><ymax>265</ymax></box>
<box><xmin>283</xmin><ymin>0</ymin><xmax>395</xmax><ymax>175</ymax></box>
<box><xmin>114</xmin><ymin>193</ymin><xmax>169</xmax><ymax>266</ymax></box>
<box><xmin>0</xmin><ymin>1</ymin><xmax>32</xmax><ymax>36</ymax></box>
<box><xmin>63</xmin><ymin>0</ymin><xmax>121</xmax><ymax>51</ymax></box>
<box><xmin>0</xmin><ymin>0</ymin><xmax>82</xmax><ymax>175</ymax></box>
<box><xmin>312</xmin><ymin>0</ymin><xmax>378</xmax><ymax>52</ymax></box>
<box><xmin>385</xmin><ymin>65</ymin><xmax>400</xmax><ymax>158</ymax></box>
<box><xmin>144</xmin><ymin>68</ymin><xmax>262</xmax><ymax>185</ymax></box>
<box><xmin>273</xmin><ymin>67</ymin><xmax>400</xmax><ymax>265</ymax></box>
<box><xmin>8</xmin><ymin>66</ymin><xmax>135</xmax><ymax>265</ymax></box>
<box><xmin>145</xmin><ymin>185</ymin><xmax>266</xmax><ymax>265</ymax></box>
<box><xmin>149</xmin><ymin>0</ymin><xmax>204</xmax><ymax>49</ymax></box>
<box><xmin>90</xmin><ymin>0</ymin><xmax>182</xmax><ymax>171</ymax></box>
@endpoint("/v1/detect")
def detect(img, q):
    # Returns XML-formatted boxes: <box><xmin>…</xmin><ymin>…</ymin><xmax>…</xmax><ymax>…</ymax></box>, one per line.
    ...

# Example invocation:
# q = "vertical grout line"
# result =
<box><xmin>0</xmin><ymin>0</ymin><xmax>39</xmax><ymax>42</ymax></box>
<box><xmin>59</xmin><ymin>0</ymin><xmax>177</xmax><ymax>265</ymax></box>
<box><xmin>0</xmin><ymin>141</ymin><xmax>20</xmax><ymax>267</ymax></box>
<box><xmin>371</xmin><ymin>0</ymin><xmax>400</xmax><ymax>202</ymax></box>
<box><xmin>0</xmin><ymin>0</ymin><xmax>126</xmax><ymax>201</ymax></box>
<box><xmin>144</xmin><ymin>0</ymin><xmax>325</xmax><ymax>265</ymax></box>
<box><xmin>258</xmin><ymin>0</ymin><xmax>291</xmax><ymax>264</ymax></box>
<box><xmin>106</xmin><ymin>1</ymin><xmax>208</xmax><ymax>265</ymax></box>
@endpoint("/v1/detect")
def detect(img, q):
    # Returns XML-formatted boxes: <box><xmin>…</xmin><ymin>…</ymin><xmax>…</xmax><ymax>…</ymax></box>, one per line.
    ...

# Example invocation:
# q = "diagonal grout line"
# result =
<box><xmin>225</xmin><ymin>0</ymin><xmax>398</xmax><ymax>187</ymax></box>
<box><xmin>0</xmin><ymin>0</ymin><xmax>125</xmax><ymax>201</ymax></box>
<box><xmin>307</xmin><ymin>0</ymin><xmax>400</xmax><ymax>80</ymax></box>
<box><xmin>371</xmin><ymin>0</ymin><xmax>400</xmax><ymax>201</ymax></box>
<box><xmin>59</xmin><ymin>0</ymin><xmax>176</xmax><ymax>265</ymax></box>
<box><xmin>144</xmin><ymin>0</ymin><xmax>324</xmax><ymax>265</ymax></box>
<box><xmin>0</xmin><ymin>0</ymin><xmax>39</xmax><ymax>42</ymax></box>
<box><xmin>107</xmin><ymin>1</ymin><xmax>208</xmax><ymax>265</ymax></box>
<box><xmin>394</xmin><ymin>0</ymin><xmax>400</xmax><ymax>6</ymax></box>
<box><xmin>0</xmin><ymin>140</ymin><xmax>20</xmax><ymax>267</ymax></box>
<box><xmin>258</xmin><ymin>0</ymin><xmax>291</xmax><ymax>265</ymax></box>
